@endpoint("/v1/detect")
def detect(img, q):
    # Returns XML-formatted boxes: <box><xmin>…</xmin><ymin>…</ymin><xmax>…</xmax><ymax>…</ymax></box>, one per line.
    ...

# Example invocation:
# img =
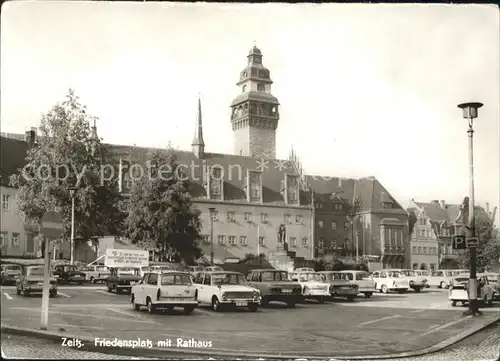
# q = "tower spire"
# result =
<box><xmin>192</xmin><ymin>94</ymin><xmax>205</xmax><ymax>158</ymax></box>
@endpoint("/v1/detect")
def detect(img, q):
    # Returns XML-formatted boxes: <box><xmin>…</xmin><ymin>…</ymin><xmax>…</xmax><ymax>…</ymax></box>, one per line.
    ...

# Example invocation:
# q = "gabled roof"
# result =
<box><xmin>0</xmin><ymin>136</ymin><xmax>29</xmax><ymax>187</ymax></box>
<box><xmin>413</xmin><ymin>201</ymin><xmax>449</xmax><ymax>221</ymax></box>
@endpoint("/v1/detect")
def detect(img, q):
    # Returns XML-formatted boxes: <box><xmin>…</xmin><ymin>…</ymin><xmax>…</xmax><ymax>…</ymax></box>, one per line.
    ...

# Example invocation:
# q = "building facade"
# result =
<box><xmin>2</xmin><ymin>46</ymin><xmax>410</xmax><ymax>269</ymax></box>
<box><xmin>0</xmin><ymin>135</ymin><xmax>39</xmax><ymax>258</ymax></box>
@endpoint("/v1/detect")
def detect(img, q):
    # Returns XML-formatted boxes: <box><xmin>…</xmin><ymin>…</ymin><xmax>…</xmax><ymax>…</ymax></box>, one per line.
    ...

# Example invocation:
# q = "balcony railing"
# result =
<box><xmin>382</xmin><ymin>246</ymin><xmax>405</xmax><ymax>255</ymax></box>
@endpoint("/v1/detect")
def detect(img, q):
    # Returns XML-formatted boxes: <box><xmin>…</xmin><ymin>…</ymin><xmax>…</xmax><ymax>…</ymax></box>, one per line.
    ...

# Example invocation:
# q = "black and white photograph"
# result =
<box><xmin>0</xmin><ymin>2</ymin><xmax>499</xmax><ymax>360</ymax></box>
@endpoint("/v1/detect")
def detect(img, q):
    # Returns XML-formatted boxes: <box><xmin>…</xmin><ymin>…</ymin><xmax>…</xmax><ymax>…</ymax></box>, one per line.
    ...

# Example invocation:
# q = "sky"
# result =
<box><xmin>1</xmin><ymin>2</ymin><xmax>499</xmax><ymax>221</ymax></box>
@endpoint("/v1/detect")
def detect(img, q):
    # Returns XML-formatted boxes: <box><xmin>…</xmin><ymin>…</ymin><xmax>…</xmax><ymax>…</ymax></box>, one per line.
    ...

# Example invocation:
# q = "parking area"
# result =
<box><xmin>1</xmin><ymin>286</ymin><xmax>499</xmax><ymax>357</ymax></box>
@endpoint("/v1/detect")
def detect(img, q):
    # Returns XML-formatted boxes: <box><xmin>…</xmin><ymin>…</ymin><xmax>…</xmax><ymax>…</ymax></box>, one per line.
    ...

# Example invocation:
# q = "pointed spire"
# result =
<box><xmin>192</xmin><ymin>94</ymin><xmax>205</xmax><ymax>158</ymax></box>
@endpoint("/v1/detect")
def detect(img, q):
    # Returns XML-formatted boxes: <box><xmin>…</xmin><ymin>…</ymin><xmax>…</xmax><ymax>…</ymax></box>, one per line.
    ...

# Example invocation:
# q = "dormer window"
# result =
<box><xmin>381</xmin><ymin>202</ymin><xmax>393</xmax><ymax>209</ymax></box>
<box><xmin>247</xmin><ymin>170</ymin><xmax>263</xmax><ymax>203</ymax></box>
<box><xmin>208</xmin><ymin>166</ymin><xmax>224</xmax><ymax>201</ymax></box>
<box><xmin>285</xmin><ymin>174</ymin><xmax>299</xmax><ymax>205</ymax></box>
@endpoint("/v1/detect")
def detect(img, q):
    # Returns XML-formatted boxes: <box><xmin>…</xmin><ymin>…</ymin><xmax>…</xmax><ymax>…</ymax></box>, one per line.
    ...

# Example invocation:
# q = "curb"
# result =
<box><xmin>2</xmin><ymin>313</ymin><xmax>500</xmax><ymax>360</ymax></box>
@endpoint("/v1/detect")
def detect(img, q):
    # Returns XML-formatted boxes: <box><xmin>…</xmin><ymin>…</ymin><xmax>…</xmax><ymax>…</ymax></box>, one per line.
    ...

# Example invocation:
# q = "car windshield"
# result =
<box><xmin>486</xmin><ymin>276</ymin><xmax>498</xmax><ymax>283</ymax></box>
<box><xmin>401</xmin><ymin>270</ymin><xmax>416</xmax><ymax>277</ymax></box>
<box><xmin>5</xmin><ymin>265</ymin><xmax>21</xmax><ymax>271</ymax></box>
<box><xmin>63</xmin><ymin>266</ymin><xmax>77</xmax><ymax>272</ymax></box>
<box><xmin>261</xmin><ymin>271</ymin><xmax>289</xmax><ymax>282</ymax></box>
<box><xmin>432</xmin><ymin>271</ymin><xmax>443</xmax><ymax>276</ymax></box>
<box><xmin>28</xmin><ymin>267</ymin><xmax>45</xmax><ymax>275</ymax></box>
<box><xmin>320</xmin><ymin>273</ymin><xmax>335</xmax><ymax>281</ymax></box>
<box><xmin>212</xmin><ymin>273</ymin><xmax>245</xmax><ymax>285</ymax></box>
<box><xmin>298</xmin><ymin>273</ymin><xmax>322</xmax><ymax>282</ymax></box>
<box><xmin>96</xmin><ymin>267</ymin><xmax>108</xmax><ymax>272</ymax></box>
<box><xmin>388</xmin><ymin>272</ymin><xmax>404</xmax><ymax>278</ymax></box>
<box><xmin>333</xmin><ymin>273</ymin><xmax>349</xmax><ymax>280</ymax></box>
<box><xmin>161</xmin><ymin>274</ymin><xmax>192</xmax><ymax>285</ymax></box>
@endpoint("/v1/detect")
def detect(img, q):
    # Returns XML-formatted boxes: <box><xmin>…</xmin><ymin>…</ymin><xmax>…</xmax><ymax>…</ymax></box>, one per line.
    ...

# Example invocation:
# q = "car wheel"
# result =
<box><xmin>364</xmin><ymin>292</ymin><xmax>373</xmax><ymax>298</ymax></box>
<box><xmin>90</xmin><ymin>277</ymin><xmax>95</xmax><ymax>284</ymax></box>
<box><xmin>107</xmin><ymin>282</ymin><xmax>112</xmax><ymax>292</ymax></box>
<box><xmin>22</xmin><ymin>287</ymin><xmax>29</xmax><ymax>297</ymax></box>
<box><xmin>414</xmin><ymin>287</ymin><xmax>421</xmax><ymax>293</ymax></box>
<box><xmin>451</xmin><ymin>300</ymin><xmax>457</xmax><ymax>307</ymax></box>
<box><xmin>211</xmin><ymin>297</ymin><xmax>221</xmax><ymax>312</ymax></box>
<box><xmin>440</xmin><ymin>281</ymin><xmax>447</xmax><ymax>289</ymax></box>
<box><xmin>261</xmin><ymin>296</ymin><xmax>270</xmax><ymax>307</ymax></box>
<box><xmin>286</xmin><ymin>301</ymin><xmax>296</xmax><ymax>308</ymax></box>
<box><xmin>146</xmin><ymin>298</ymin><xmax>155</xmax><ymax>314</ymax></box>
<box><xmin>184</xmin><ymin>306</ymin><xmax>195</xmax><ymax>315</ymax></box>
<box><xmin>49</xmin><ymin>290</ymin><xmax>57</xmax><ymax>298</ymax></box>
<box><xmin>346</xmin><ymin>296</ymin><xmax>355</xmax><ymax>302</ymax></box>
<box><xmin>318</xmin><ymin>297</ymin><xmax>325</xmax><ymax>304</ymax></box>
<box><xmin>381</xmin><ymin>285</ymin><xmax>388</xmax><ymax>294</ymax></box>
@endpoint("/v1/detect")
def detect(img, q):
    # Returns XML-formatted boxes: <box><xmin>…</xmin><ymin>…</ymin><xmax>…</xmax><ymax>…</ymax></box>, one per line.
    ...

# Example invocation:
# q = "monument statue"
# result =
<box><xmin>454</xmin><ymin>196</ymin><xmax>470</xmax><ymax>235</ymax></box>
<box><xmin>278</xmin><ymin>224</ymin><xmax>287</xmax><ymax>252</ymax></box>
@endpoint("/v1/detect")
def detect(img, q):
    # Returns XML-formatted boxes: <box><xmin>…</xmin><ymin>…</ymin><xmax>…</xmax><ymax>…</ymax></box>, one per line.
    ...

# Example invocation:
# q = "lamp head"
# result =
<box><xmin>457</xmin><ymin>102</ymin><xmax>483</xmax><ymax>120</ymax></box>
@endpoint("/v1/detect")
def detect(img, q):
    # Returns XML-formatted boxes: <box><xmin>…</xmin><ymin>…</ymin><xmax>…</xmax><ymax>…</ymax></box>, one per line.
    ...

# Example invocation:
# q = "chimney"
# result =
<box><xmin>439</xmin><ymin>200</ymin><xmax>446</xmax><ymax>209</ymax></box>
<box><xmin>431</xmin><ymin>200</ymin><xmax>439</xmax><ymax>205</ymax></box>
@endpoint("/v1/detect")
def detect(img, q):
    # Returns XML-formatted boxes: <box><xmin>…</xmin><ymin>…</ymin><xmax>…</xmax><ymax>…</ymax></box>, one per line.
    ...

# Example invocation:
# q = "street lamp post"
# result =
<box><xmin>209</xmin><ymin>207</ymin><xmax>215</xmax><ymax>266</ymax></box>
<box><xmin>69</xmin><ymin>187</ymin><xmax>77</xmax><ymax>266</ymax></box>
<box><xmin>457</xmin><ymin>101</ymin><xmax>483</xmax><ymax>317</ymax></box>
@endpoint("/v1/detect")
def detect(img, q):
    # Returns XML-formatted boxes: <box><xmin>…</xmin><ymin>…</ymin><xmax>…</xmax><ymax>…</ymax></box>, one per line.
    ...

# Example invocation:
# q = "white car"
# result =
<box><xmin>130</xmin><ymin>271</ymin><xmax>198</xmax><ymax>314</ymax></box>
<box><xmin>81</xmin><ymin>265</ymin><xmax>110</xmax><ymax>283</ymax></box>
<box><xmin>339</xmin><ymin>270</ymin><xmax>376</xmax><ymax>298</ymax></box>
<box><xmin>294</xmin><ymin>268</ymin><xmax>315</xmax><ymax>273</ymax></box>
<box><xmin>393</xmin><ymin>269</ymin><xmax>426</xmax><ymax>292</ymax></box>
<box><xmin>290</xmin><ymin>271</ymin><xmax>330</xmax><ymax>303</ymax></box>
<box><xmin>427</xmin><ymin>270</ymin><xmax>456</xmax><ymax>288</ymax></box>
<box><xmin>204</xmin><ymin>266</ymin><xmax>223</xmax><ymax>272</ymax></box>
<box><xmin>192</xmin><ymin>271</ymin><xmax>261</xmax><ymax>312</ymax></box>
<box><xmin>371</xmin><ymin>270</ymin><xmax>410</xmax><ymax>293</ymax></box>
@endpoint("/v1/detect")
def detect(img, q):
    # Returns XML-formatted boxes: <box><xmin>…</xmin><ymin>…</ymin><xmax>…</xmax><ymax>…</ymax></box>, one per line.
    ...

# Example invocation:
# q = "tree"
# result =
<box><xmin>125</xmin><ymin>148</ymin><xmax>202</xmax><ymax>264</ymax></box>
<box><xmin>458</xmin><ymin>207</ymin><xmax>500</xmax><ymax>272</ymax></box>
<box><xmin>10</xmin><ymin>90</ymin><xmax>126</xmax><ymax>256</ymax></box>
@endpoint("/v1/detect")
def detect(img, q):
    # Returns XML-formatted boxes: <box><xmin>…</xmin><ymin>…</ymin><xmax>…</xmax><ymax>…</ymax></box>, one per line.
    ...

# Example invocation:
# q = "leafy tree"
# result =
<box><xmin>458</xmin><ymin>207</ymin><xmax>500</xmax><ymax>272</ymax></box>
<box><xmin>124</xmin><ymin>148</ymin><xmax>202</xmax><ymax>264</ymax></box>
<box><xmin>10</xmin><ymin>90</ymin><xmax>125</xmax><ymax>256</ymax></box>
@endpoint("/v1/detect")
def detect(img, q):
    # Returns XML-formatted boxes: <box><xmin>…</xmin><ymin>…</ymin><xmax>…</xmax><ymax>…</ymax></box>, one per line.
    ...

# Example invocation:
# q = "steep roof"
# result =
<box><xmin>414</xmin><ymin>201</ymin><xmax>449</xmax><ymax>221</ymax></box>
<box><xmin>0</xmin><ymin>136</ymin><xmax>29</xmax><ymax>187</ymax></box>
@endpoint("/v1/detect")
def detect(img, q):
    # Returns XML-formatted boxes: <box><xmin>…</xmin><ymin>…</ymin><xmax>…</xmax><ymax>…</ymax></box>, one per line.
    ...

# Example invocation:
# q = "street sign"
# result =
<box><xmin>453</xmin><ymin>235</ymin><xmax>466</xmax><ymax>250</ymax></box>
<box><xmin>466</xmin><ymin>237</ymin><xmax>479</xmax><ymax>248</ymax></box>
<box><xmin>41</xmin><ymin>211</ymin><xmax>63</xmax><ymax>240</ymax></box>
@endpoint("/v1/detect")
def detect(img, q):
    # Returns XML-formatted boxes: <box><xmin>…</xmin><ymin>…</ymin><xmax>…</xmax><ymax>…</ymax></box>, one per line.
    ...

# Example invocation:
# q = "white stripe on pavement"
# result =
<box><xmin>419</xmin><ymin>316</ymin><xmax>473</xmax><ymax>337</ymax></box>
<box><xmin>107</xmin><ymin>307</ymin><xmax>144</xmax><ymax>319</ymax></box>
<box><xmin>410</xmin><ymin>309</ymin><xmax>426</xmax><ymax>313</ymax></box>
<box><xmin>3</xmin><ymin>292</ymin><xmax>13</xmax><ymax>300</ymax></box>
<box><xmin>358</xmin><ymin>314</ymin><xmax>401</xmax><ymax>326</ymax></box>
<box><xmin>58</xmin><ymin>292</ymin><xmax>71</xmax><ymax>298</ymax></box>
<box><xmin>52</xmin><ymin>323</ymin><xmax>105</xmax><ymax>330</ymax></box>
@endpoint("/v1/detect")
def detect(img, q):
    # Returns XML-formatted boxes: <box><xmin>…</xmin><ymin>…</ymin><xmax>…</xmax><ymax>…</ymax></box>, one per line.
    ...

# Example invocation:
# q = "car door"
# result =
<box><xmin>379</xmin><ymin>271</ymin><xmax>388</xmax><ymax>287</ymax></box>
<box><xmin>193</xmin><ymin>273</ymin><xmax>206</xmax><ymax>304</ymax></box>
<box><xmin>136</xmin><ymin>273</ymin><xmax>148</xmax><ymax>304</ymax></box>
<box><xmin>371</xmin><ymin>272</ymin><xmax>380</xmax><ymax>289</ymax></box>
<box><xmin>200</xmin><ymin>274</ymin><xmax>214</xmax><ymax>303</ymax></box>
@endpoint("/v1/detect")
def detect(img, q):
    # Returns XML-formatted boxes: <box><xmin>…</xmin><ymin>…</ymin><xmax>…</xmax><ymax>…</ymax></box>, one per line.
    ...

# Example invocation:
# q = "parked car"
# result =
<box><xmin>414</xmin><ymin>270</ymin><xmax>431</xmax><ymax>287</ymax></box>
<box><xmin>204</xmin><ymin>266</ymin><xmax>223</xmax><ymax>272</ymax></box>
<box><xmin>52</xmin><ymin>264</ymin><xmax>86</xmax><ymax>284</ymax></box>
<box><xmin>80</xmin><ymin>265</ymin><xmax>110</xmax><ymax>284</ymax></box>
<box><xmin>138</xmin><ymin>266</ymin><xmax>151</xmax><ymax>277</ymax></box>
<box><xmin>193</xmin><ymin>271</ymin><xmax>260</xmax><ymax>312</ymax></box>
<box><xmin>294</xmin><ymin>268</ymin><xmax>315</xmax><ymax>272</ymax></box>
<box><xmin>396</xmin><ymin>269</ymin><xmax>426</xmax><ymax>292</ymax></box>
<box><xmin>318</xmin><ymin>271</ymin><xmax>359</xmax><ymax>301</ymax></box>
<box><xmin>16</xmin><ymin>265</ymin><xmax>58</xmax><ymax>297</ymax></box>
<box><xmin>483</xmin><ymin>272</ymin><xmax>500</xmax><ymax>300</ymax></box>
<box><xmin>188</xmin><ymin>266</ymin><xmax>204</xmax><ymax>275</ymax></box>
<box><xmin>338</xmin><ymin>270</ymin><xmax>376</xmax><ymax>298</ymax></box>
<box><xmin>370</xmin><ymin>270</ymin><xmax>409</xmax><ymax>293</ymax></box>
<box><xmin>106</xmin><ymin>267</ymin><xmax>142</xmax><ymax>294</ymax></box>
<box><xmin>131</xmin><ymin>271</ymin><xmax>198</xmax><ymax>314</ymax></box>
<box><xmin>1</xmin><ymin>264</ymin><xmax>22</xmax><ymax>285</ymax></box>
<box><xmin>427</xmin><ymin>270</ymin><xmax>456</xmax><ymax>288</ymax></box>
<box><xmin>246</xmin><ymin>269</ymin><xmax>302</xmax><ymax>308</ymax></box>
<box><xmin>289</xmin><ymin>271</ymin><xmax>330</xmax><ymax>303</ymax></box>
<box><xmin>448</xmin><ymin>274</ymin><xmax>496</xmax><ymax>307</ymax></box>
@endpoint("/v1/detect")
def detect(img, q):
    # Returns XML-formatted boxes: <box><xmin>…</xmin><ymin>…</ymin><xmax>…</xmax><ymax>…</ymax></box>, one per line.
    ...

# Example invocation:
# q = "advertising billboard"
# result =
<box><xmin>104</xmin><ymin>249</ymin><xmax>149</xmax><ymax>268</ymax></box>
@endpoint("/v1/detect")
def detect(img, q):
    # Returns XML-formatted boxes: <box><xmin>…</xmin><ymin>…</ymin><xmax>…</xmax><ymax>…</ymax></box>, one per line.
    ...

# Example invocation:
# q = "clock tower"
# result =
<box><xmin>230</xmin><ymin>46</ymin><xmax>280</xmax><ymax>158</ymax></box>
